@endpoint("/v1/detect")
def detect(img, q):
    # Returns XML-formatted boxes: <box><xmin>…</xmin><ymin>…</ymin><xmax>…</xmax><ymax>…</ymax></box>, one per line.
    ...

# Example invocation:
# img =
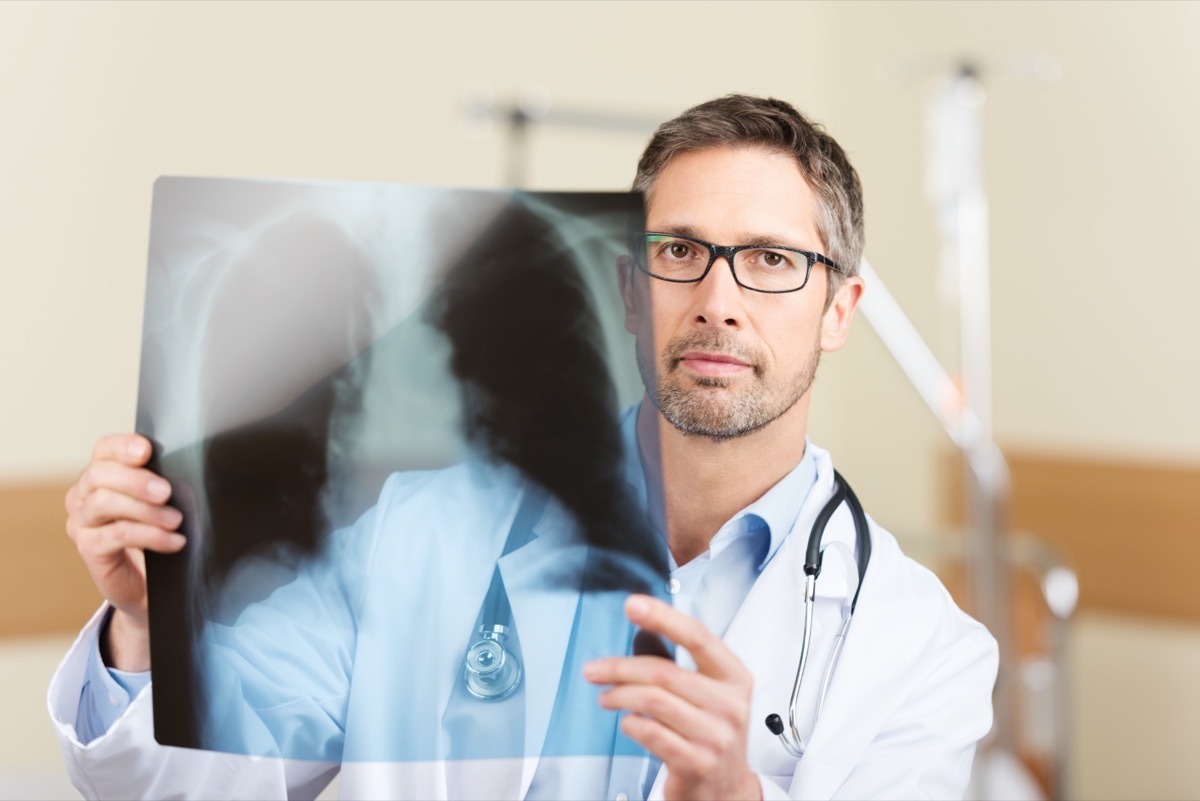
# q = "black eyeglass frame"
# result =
<box><xmin>635</xmin><ymin>231</ymin><xmax>844</xmax><ymax>295</ymax></box>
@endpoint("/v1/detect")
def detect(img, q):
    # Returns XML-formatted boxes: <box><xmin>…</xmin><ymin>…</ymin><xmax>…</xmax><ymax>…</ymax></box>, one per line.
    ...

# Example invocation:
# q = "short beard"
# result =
<box><xmin>636</xmin><ymin>330</ymin><xmax>820</xmax><ymax>442</ymax></box>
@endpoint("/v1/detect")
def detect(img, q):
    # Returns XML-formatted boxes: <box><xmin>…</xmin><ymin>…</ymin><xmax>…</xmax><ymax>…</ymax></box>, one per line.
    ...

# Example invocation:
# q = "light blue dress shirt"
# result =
<box><xmin>75</xmin><ymin>402</ymin><xmax>819</xmax><ymax>794</ymax></box>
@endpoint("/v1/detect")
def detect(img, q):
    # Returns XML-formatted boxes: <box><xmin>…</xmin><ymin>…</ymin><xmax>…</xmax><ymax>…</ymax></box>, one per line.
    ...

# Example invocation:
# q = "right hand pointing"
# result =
<box><xmin>65</xmin><ymin>433</ymin><xmax>186</xmax><ymax>671</ymax></box>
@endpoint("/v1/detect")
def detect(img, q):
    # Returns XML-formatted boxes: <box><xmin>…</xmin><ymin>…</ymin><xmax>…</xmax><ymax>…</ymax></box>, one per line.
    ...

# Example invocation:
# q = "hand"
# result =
<box><xmin>64</xmin><ymin>434</ymin><xmax>186</xmax><ymax>671</ymax></box>
<box><xmin>584</xmin><ymin>594</ymin><xmax>762</xmax><ymax>801</ymax></box>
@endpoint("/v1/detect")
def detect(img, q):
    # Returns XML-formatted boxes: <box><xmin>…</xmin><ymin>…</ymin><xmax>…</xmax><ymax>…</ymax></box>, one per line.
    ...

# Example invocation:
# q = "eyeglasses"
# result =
<box><xmin>634</xmin><ymin>232</ymin><xmax>842</xmax><ymax>294</ymax></box>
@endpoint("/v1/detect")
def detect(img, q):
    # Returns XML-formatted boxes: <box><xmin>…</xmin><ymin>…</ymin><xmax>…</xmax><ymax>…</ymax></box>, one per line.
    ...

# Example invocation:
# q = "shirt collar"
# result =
<box><xmin>617</xmin><ymin>402</ymin><xmax>819</xmax><ymax>570</ymax></box>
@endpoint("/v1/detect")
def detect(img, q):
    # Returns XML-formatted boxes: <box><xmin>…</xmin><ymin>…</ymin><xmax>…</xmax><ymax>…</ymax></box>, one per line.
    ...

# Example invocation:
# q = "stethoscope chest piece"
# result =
<box><xmin>463</xmin><ymin>624</ymin><xmax>522</xmax><ymax>701</ymax></box>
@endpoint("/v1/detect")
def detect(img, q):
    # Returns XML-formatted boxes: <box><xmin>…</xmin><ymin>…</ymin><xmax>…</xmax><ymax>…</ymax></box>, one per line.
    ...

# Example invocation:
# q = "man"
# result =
<box><xmin>51</xmin><ymin>95</ymin><xmax>997</xmax><ymax>799</ymax></box>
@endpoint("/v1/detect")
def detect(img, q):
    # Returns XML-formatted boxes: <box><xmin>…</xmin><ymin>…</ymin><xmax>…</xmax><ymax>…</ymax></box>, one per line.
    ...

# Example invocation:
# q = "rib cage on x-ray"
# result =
<box><xmin>135</xmin><ymin>177</ymin><xmax>665</xmax><ymax>753</ymax></box>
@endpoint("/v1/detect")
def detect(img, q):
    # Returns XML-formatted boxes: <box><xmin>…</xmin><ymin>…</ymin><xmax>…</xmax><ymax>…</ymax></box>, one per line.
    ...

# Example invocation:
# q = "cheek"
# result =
<box><xmin>763</xmin><ymin>310</ymin><xmax>823</xmax><ymax>369</ymax></box>
<box><xmin>637</xmin><ymin>284</ymin><xmax>682</xmax><ymax>340</ymax></box>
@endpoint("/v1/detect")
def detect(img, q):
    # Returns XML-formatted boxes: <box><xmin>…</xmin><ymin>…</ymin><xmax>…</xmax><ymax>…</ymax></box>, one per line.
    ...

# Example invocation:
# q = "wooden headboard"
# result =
<box><xmin>942</xmin><ymin>449</ymin><xmax>1200</xmax><ymax>623</ymax></box>
<box><xmin>0</xmin><ymin>480</ymin><xmax>102</xmax><ymax>637</ymax></box>
<box><xmin>3</xmin><ymin>449</ymin><xmax>1198</xmax><ymax>638</ymax></box>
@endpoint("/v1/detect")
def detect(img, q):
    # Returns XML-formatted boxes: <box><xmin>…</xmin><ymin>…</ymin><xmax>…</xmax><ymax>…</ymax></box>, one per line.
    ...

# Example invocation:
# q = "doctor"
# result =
<box><xmin>51</xmin><ymin>94</ymin><xmax>997</xmax><ymax>800</ymax></box>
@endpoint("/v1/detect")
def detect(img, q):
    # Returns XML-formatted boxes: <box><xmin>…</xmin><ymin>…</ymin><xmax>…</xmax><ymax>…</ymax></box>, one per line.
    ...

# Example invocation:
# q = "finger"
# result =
<box><xmin>76</xmin><ymin>461</ymin><xmax>173</xmax><ymax>506</ymax></box>
<box><xmin>619</xmin><ymin>714</ymin><xmax>707</xmax><ymax>776</ymax></box>
<box><xmin>76</xmin><ymin>520</ymin><xmax>186</xmax><ymax>557</ymax></box>
<box><xmin>625</xmin><ymin>594</ymin><xmax>749</xmax><ymax>683</ymax></box>
<box><xmin>585</xmin><ymin>655</ymin><xmax>738</xmax><ymax>717</ymax></box>
<box><xmin>599</xmin><ymin>684</ymin><xmax>716</xmax><ymax>745</ymax></box>
<box><xmin>91</xmin><ymin>434</ymin><xmax>153</xmax><ymax>467</ymax></box>
<box><xmin>78</xmin><ymin>487</ymin><xmax>183</xmax><ymax>531</ymax></box>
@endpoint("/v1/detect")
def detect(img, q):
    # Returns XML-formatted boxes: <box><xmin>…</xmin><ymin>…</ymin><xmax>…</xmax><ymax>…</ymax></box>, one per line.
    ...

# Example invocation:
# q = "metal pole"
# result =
<box><xmin>926</xmin><ymin>62</ymin><xmax>1014</xmax><ymax>754</ymax></box>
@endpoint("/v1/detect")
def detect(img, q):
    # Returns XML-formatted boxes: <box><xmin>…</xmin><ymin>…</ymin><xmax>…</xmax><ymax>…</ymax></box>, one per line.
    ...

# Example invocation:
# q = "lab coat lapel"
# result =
<box><xmin>497</xmin><ymin>497</ymin><xmax>588</xmax><ymax>800</ymax></box>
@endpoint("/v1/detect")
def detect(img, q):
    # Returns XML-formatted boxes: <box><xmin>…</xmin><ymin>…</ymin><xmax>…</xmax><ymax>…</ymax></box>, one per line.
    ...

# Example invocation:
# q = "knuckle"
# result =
<box><xmin>712</xmin><ymin>725</ymin><xmax>736</xmax><ymax>753</ymax></box>
<box><xmin>73</xmin><ymin>529</ymin><xmax>94</xmax><ymax>557</ymax></box>
<box><xmin>79</xmin><ymin>493</ymin><xmax>100</xmax><ymax>522</ymax></box>
<box><xmin>688</xmin><ymin>749</ymin><xmax>716</xmax><ymax>776</ymax></box>
<box><xmin>650</xmin><ymin>662</ymin><xmax>673</xmax><ymax>686</ymax></box>
<box><xmin>92</xmin><ymin>435</ymin><xmax>117</xmax><ymax>460</ymax></box>
<box><xmin>110</xmin><ymin>520</ymin><xmax>131</xmax><ymax>546</ymax></box>
<box><xmin>729</xmin><ymin>697</ymin><xmax>750</xmax><ymax>725</ymax></box>
<box><xmin>644</xmin><ymin>688</ymin><xmax>669</xmax><ymax>717</ymax></box>
<box><xmin>687</xmin><ymin>631</ymin><xmax>715</xmax><ymax>658</ymax></box>
<box><xmin>86</xmin><ymin>485</ymin><xmax>111</xmax><ymax>509</ymax></box>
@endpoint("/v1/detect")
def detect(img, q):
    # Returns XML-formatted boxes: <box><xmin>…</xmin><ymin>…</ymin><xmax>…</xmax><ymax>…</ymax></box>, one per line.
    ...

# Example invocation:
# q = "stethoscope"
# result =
<box><xmin>764</xmin><ymin>470</ymin><xmax>871</xmax><ymax>758</ymax></box>
<box><xmin>460</xmin><ymin>495</ymin><xmax>542</xmax><ymax>701</ymax></box>
<box><xmin>462</xmin><ymin>469</ymin><xmax>873</xmax><ymax>755</ymax></box>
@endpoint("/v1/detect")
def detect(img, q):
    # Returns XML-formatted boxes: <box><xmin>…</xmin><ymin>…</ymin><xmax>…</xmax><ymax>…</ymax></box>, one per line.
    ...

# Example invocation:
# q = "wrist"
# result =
<box><xmin>103</xmin><ymin>607</ymin><xmax>152</xmax><ymax>672</ymax></box>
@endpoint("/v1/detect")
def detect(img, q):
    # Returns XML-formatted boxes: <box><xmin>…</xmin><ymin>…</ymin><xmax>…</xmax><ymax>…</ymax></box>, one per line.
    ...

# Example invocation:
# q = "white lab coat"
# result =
<box><xmin>47</xmin><ymin>443</ymin><xmax>997</xmax><ymax>800</ymax></box>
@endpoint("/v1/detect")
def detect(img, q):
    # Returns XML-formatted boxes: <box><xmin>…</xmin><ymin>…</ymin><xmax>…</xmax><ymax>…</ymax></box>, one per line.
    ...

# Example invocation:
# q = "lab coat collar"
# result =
<box><xmin>723</xmin><ymin>442</ymin><xmax>817</xmax><ymax>571</ymax></box>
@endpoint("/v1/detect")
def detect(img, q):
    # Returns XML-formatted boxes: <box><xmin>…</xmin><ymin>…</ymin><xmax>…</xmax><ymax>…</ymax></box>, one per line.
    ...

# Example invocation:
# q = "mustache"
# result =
<box><xmin>663</xmin><ymin>331</ymin><xmax>764</xmax><ymax>373</ymax></box>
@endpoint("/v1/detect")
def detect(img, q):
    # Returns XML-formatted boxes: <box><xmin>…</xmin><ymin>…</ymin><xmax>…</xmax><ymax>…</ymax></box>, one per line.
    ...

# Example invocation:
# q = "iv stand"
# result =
<box><xmin>863</xmin><ymin>63</ymin><xmax>1014</xmax><ymax>756</ymax></box>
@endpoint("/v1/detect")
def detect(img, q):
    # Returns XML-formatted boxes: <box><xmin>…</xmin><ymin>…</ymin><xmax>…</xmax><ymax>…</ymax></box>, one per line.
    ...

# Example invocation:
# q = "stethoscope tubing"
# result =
<box><xmin>771</xmin><ymin>471</ymin><xmax>871</xmax><ymax>759</ymax></box>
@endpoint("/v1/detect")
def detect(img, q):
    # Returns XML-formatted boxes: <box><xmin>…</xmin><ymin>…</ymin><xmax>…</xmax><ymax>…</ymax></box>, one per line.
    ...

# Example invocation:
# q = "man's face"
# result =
<box><xmin>621</xmin><ymin>145</ymin><xmax>858</xmax><ymax>440</ymax></box>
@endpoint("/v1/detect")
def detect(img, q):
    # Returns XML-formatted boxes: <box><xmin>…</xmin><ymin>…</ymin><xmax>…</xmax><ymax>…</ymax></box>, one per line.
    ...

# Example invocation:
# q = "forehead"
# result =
<box><xmin>644</xmin><ymin>145</ymin><xmax>822</xmax><ymax>248</ymax></box>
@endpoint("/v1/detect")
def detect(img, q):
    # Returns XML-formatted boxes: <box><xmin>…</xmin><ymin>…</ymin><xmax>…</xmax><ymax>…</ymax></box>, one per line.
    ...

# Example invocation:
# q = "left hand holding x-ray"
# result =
<box><xmin>584</xmin><ymin>595</ymin><xmax>762</xmax><ymax>801</ymax></box>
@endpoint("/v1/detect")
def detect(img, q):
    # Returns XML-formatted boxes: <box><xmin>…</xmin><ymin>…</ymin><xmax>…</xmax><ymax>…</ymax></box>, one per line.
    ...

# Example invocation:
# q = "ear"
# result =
<box><xmin>617</xmin><ymin>255</ymin><xmax>641</xmax><ymax>335</ymax></box>
<box><xmin>820</xmin><ymin>275</ymin><xmax>864</xmax><ymax>352</ymax></box>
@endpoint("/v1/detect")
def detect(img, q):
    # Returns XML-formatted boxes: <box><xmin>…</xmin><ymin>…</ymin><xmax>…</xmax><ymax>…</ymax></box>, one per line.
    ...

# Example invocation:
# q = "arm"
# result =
<box><xmin>49</xmin><ymin>602</ymin><xmax>341</xmax><ymax>801</ymax></box>
<box><xmin>73</xmin><ymin>607</ymin><xmax>150</xmax><ymax>746</ymax></box>
<box><xmin>51</xmin><ymin>433</ymin><xmax>377</xmax><ymax>799</ymax></box>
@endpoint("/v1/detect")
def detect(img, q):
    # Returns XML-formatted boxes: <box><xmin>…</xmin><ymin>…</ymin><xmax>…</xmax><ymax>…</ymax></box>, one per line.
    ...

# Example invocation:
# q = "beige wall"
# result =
<box><xmin>809</xmin><ymin>4</ymin><xmax>1200</xmax><ymax>798</ymax></box>
<box><xmin>2</xmin><ymin>1</ymin><xmax>1197</xmax><ymax>798</ymax></box>
<box><xmin>0</xmin><ymin>0</ymin><xmax>837</xmax><ymax>481</ymax></box>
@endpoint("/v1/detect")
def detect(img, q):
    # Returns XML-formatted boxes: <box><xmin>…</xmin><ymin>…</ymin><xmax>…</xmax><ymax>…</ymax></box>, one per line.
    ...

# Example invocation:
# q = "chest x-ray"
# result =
<box><xmin>138</xmin><ymin>177</ymin><xmax>669</xmax><ymax>764</ymax></box>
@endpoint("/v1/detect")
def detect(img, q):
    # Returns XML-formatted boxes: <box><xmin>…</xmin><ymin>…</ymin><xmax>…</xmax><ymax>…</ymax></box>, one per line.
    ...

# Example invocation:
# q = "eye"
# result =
<box><xmin>749</xmin><ymin>249</ymin><xmax>795</xmax><ymax>270</ymax></box>
<box><xmin>668</xmin><ymin>242</ymin><xmax>692</xmax><ymax>259</ymax></box>
<box><xmin>651</xmin><ymin>238</ymin><xmax>700</xmax><ymax>262</ymax></box>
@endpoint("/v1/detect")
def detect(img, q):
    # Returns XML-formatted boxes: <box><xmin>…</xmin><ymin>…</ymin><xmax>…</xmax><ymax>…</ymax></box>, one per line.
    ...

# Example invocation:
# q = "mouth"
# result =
<box><xmin>676</xmin><ymin>350</ymin><xmax>754</xmax><ymax>378</ymax></box>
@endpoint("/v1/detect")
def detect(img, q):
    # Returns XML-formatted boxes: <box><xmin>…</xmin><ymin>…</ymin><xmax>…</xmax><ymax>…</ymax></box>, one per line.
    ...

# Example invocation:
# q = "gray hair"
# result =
<box><xmin>633</xmin><ymin>94</ymin><xmax>864</xmax><ymax>307</ymax></box>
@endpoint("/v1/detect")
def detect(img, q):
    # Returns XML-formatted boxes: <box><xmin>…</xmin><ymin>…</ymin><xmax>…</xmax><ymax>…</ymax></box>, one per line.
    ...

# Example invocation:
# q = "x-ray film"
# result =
<box><xmin>137</xmin><ymin>177</ymin><xmax>670</xmax><ymax>767</ymax></box>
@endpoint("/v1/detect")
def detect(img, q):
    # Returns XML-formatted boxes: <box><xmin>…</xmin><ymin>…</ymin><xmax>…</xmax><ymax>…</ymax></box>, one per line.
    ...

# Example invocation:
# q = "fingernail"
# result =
<box><xmin>149</xmin><ymin>478</ymin><xmax>171</xmax><ymax>500</ymax></box>
<box><xmin>129</xmin><ymin>439</ymin><xmax>146</xmax><ymax>458</ymax></box>
<box><xmin>583</xmin><ymin>662</ymin><xmax>601</xmax><ymax>680</ymax></box>
<box><xmin>169</xmin><ymin>533</ymin><xmax>186</xmax><ymax>549</ymax></box>
<box><xmin>626</xmin><ymin>595</ymin><xmax>649</xmax><ymax>621</ymax></box>
<box><xmin>164</xmin><ymin>508</ymin><xmax>183</xmax><ymax>527</ymax></box>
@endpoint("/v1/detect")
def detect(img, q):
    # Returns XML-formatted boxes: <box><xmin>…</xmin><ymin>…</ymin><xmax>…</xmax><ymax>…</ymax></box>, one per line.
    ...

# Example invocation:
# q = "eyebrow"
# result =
<box><xmin>651</xmin><ymin>223</ymin><xmax>815</xmax><ymax>251</ymax></box>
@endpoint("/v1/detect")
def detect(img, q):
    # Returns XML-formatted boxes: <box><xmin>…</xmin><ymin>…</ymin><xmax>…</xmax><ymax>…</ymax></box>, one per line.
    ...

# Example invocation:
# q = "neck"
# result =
<box><xmin>637</xmin><ymin>395</ymin><xmax>810</xmax><ymax>566</ymax></box>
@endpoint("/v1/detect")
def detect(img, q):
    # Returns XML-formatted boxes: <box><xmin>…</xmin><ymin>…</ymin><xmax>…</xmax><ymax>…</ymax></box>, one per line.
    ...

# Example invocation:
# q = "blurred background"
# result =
<box><xmin>1</xmin><ymin>2</ymin><xmax>1197</xmax><ymax>799</ymax></box>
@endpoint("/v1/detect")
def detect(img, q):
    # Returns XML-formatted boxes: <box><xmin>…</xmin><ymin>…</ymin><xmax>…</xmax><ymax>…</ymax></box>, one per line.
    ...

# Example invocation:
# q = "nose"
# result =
<box><xmin>690</xmin><ymin>255</ymin><xmax>745</xmax><ymax>329</ymax></box>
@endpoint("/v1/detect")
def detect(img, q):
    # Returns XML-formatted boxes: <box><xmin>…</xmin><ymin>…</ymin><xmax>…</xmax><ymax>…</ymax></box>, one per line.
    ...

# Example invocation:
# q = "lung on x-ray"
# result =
<box><xmin>137</xmin><ymin>177</ymin><xmax>670</xmax><ymax>762</ymax></box>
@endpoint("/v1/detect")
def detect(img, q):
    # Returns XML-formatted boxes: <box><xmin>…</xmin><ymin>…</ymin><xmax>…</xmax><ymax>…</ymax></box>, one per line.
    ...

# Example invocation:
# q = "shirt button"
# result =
<box><xmin>615</xmin><ymin>793</ymin><xmax>630</xmax><ymax>801</ymax></box>
<box><xmin>666</xmin><ymin>578</ymin><xmax>681</xmax><ymax>595</ymax></box>
<box><xmin>107</xmin><ymin>692</ymin><xmax>119</xmax><ymax>707</ymax></box>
